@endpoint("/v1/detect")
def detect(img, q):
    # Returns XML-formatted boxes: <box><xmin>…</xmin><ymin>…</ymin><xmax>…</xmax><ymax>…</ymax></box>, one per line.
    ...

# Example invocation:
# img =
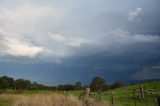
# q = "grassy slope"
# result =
<box><xmin>117</xmin><ymin>81</ymin><xmax>160</xmax><ymax>91</ymax></box>
<box><xmin>97</xmin><ymin>81</ymin><xmax>160</xmax><ymax>106</ymax></box>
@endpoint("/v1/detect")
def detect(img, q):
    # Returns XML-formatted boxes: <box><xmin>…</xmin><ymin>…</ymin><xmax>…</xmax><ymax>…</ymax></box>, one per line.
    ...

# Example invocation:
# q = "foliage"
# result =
<box><xmin>0</xmin><ymin>76</ymin><xmax>14</xmax><ymax>89</ymax></box>
<box><xmin>111</xmin><ymin>81</ymin><xmax>124</xmax><ymax>89</ymax></box>
<box><xmin>0</xmin><ymin>76</ymin><xmax>124</xmax><ymax>91</ymax></box>
<box><xmin>0</xmin><ymin>80</ymin><xmax>159</xmax><ymax>106</ymax></box>
<box><xmin>14</xmin><ymin>79</ymin><xmax>31</xmax><ymax>89</ymax></box>
<box><xmin>58</xmin><ymin>84</ymin><xmax>75</xmax><ymax>91</ymax></box>
<box><xmin>75</xmin><ymin>81</ymin><xmax>82</xmax><ymax>90</ymax></box>
<box><xmin>90</xmin><ymin>76</ymin><xmax>110</xmax><ymax>92</ymax></box>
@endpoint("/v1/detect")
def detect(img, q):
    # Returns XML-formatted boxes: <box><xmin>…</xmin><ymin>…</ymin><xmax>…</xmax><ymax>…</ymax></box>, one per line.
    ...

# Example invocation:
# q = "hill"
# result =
<box><xmin>96</xmin><ymin>81</ymin><xmax>160</xmax><ymax>106</ymax></box>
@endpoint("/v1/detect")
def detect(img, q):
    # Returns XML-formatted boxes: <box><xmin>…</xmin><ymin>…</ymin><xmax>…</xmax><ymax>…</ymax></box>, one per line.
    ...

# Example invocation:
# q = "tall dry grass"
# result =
<box><xmin>0</xmin><ymin>94</ymin><xmax>109</xmax><ymax>106</ymax></box>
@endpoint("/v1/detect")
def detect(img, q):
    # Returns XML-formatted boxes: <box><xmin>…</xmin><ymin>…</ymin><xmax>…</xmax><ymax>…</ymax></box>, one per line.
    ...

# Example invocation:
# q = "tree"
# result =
<box><xmin>111</xmin><ymin>81</ymin><xmax>124</xmax><ymax>89</ymax></box>
<box><xmin>14</xmin><ymin>78</ymin><xmax>31</xmax><ymax>89</ymax></box>
<box><xmin>57</xmin><ymin>84</ymin><xmax>75</xmax><ymax>91</ymax></box>
<box><xmin>75</xmin><ymin>81</ymin><xmax>82</xmax><ymax>90</ymax></box>
<box><xmin>90</xmin><ymin>76</ymin><xmax>108</xmax><ymax>92</ymax></box>
<box><xmin>0</xmin><ymin>76</ymin><xmax>14</xmax><ymax>89</ymax></box>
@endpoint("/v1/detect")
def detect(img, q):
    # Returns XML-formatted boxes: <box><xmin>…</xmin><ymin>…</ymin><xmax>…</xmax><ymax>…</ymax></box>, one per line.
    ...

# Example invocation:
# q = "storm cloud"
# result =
<box><xmin>0</xmin><ymin>0</ymin><xmax>160</xmax><ymax>84</ymax></box>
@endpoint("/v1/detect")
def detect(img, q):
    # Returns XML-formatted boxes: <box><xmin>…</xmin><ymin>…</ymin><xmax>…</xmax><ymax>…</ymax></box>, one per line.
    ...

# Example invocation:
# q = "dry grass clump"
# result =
<box><xmin>0</xmin><ymin>94</ymin><xmax>109</xmax><ymax>106</ymax></box>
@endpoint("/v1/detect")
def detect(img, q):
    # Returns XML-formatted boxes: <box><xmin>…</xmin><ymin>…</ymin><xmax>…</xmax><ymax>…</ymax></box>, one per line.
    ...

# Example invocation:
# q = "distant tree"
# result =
<box><xmin>63</xmin><ymin>84</ymin><xmax>75</xmax><ymax>91</ymax></box>
<box><xmin>57</xmin><ymin>84</ymin><xmax>75</xmax><ymax>91</ymax></box>
<box><xmin>0</xmin><ymin>76</ymin><xmax>14</xmax><ymax>89</ymax></box>
<box><xmin>57</xmin><ymin>85</ymin><xmax>64</xmax><ymax>91</ymax></box>
<box><xmin>90</xmin><ymin>76</ymin><xmax>109</xmax><ymax>92</ymax></box>
<box><xmin>75</xmin><ymin>81</ymin><xmax>82</xmax><ymax>90</ymax></box>
<box><xmin>111</xmin><ymin>81</ymin><xmax>124</xmax><ymax>89</ymax></box>
<box><xmin>29</xmin><ymin>82</ymin><xmax>40</xmax><ymax>90</ymax></box>
<box><xmin>25</xmin><ymin>80</ymin><xmax>32</xmax><ymax>89</ymax></box>
<box><xmin>82</xmin><ymin>85</ymin><xmax>89</xmax><ymax>90</ymax></box>
<box><xmin>14</xmin><ymin>78</ymin><xmax>31</xmax><ymax>89</ymax></box>
<box><xmin>103</xmin><ymin>84</ymin><xmax>110</xmax><ymax>91</ymax></box>
<box><xmin>33</xmin><ymin>82</ymin><xmax>38</xmax><ymax>85</ymax></box>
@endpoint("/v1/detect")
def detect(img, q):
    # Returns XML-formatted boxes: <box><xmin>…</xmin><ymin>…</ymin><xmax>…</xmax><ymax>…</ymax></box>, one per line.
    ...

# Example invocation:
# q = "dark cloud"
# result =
<box><xmin>0</xmin><ymin>0</ymin><xmax>160</xmax><ymax>84</ymax></box>
<box><xmin>133</xmin><ymin>66</ymin><xmax>160</xmax><ymax>80</ymax></box>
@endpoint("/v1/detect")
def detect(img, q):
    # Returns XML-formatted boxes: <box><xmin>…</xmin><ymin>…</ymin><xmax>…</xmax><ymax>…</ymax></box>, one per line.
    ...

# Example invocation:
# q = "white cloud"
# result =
<box><xmin>5</xmin><ymin>38</ymin><xmax>44</xmax><ymax>58</ymax></box>
<box><xmin>0</xmin><ymin>3</ymin><xmax>65</xmax><ymax>40</ymax></box>
<box><xmin>95</xmin><ymin>29</ymin><xmax>160</xmax><ymax>50</ymax></box>
<box><xmin>0</xmin><ymin>1</ymin><xmax>159</xmax><ymax>63</ymax></box>
<box><xmin>49</xmin><ymin>33</ymin><xmax>67</xmax><ymax>43</ymax></box>
<box><xmin>106</xmin><ymin>29</ymin><xmax>159</xmax><ymax>44</ymax></box>
<box><xmin>0</xmin><ymin>2</ymin><xmax>65</xmax><ymax>60</ymax></box>
<box><xmin>67</xmin><ymin>37</ymin><xmax>86</xmax><ymax>47</ymax></box>
<box><xmin>48</xmin><ymin>32</ymin><xmax>87</xmax><ymax>47</ymax></box>
<box><xmin>128</xmin><ymin>7</ymin><xmax>142</xmax><ymax>21</ymax></box>
<box><xmin>80</xmin><ymin>28</ymin><xmax>160</xmax><ymax>55</ymax></box>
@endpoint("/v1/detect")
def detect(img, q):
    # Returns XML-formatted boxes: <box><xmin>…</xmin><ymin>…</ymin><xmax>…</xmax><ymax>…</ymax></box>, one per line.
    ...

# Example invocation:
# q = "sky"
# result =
<box><xmin>0</xmin><ymin>0</ymin><xmax>160</xmax><ymax>85</ymax></box>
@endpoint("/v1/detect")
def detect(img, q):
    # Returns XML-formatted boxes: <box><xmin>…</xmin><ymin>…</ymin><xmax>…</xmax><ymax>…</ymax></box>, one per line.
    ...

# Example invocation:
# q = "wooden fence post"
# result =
<box><xmin>56</xmin><ymin>86</ymin><xmax>57</xmax><ymax>91</ymax></box>
<box><xmin>133</xmin><ymin>91</ymin><xmax>136</xmax><ymax>106</ymax></box>
<box><xmin>112</xmin><ymin>91</ymin><xmax>115</xmax><ymax>106</ymax></box>
<box><xmin>157</xmin><ymin>94</ymin><xmax>160</xmax><ymax>106</ymax></box>
<box><xmin>85</xmin><ymin>88</ymin><xmax>90</xmax><ymax>97</ymax></box>
<box><xmin>140</xmin><ymin>85</ymin><xmax>144</xmax><ymax>98</ymax></box>
<box><xmin>125</xmin><ymin>91</ymin><xmax>128</xmax><ymax>103</ymax></box>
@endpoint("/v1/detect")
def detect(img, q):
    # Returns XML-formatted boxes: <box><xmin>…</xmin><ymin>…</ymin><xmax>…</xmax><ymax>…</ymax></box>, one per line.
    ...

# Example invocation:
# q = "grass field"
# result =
<box><xmin>0</xmin><ymin>91</ymin><xmax>108</xmax><ymax>106</ymax></box>
<box><xmin>0</xmin><ymin>81</ymin><xmax>160</xmax><ymax>106</ymax></box>
<box><xmin>91</xmin><ymin>81</ymin><xmax>160</xmax><ymax>106</ymax></box>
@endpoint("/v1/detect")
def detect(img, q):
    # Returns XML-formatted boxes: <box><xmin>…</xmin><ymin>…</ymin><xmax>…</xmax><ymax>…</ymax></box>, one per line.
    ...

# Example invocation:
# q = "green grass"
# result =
<box><xmin>0</xmin><ymin>99</ymin><xmax>12</xmax><ymax>106</ymax></box>
<box><xmin>116</xmin><ymin>81</ymin><xmax>160</xmax><ymax>92</ymax></box>
<box><xmin>0</xmin><ymin>81</ymin><xmax>159</xmax><ymax>106</ymax></box>
<box><xmin>90</xmin><ymin>81</ymin><xmax>160</xmax><ymax>106</ymax></box>
<box><xmin>0</xmin><ymin>102</ymin><xmax>11</xmax><ymax>106</ymax></box>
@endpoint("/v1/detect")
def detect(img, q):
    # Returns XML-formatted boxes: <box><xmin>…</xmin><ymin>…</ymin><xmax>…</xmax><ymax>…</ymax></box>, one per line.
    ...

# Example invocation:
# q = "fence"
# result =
<box><xmin>80</xmin><ymin>86</ymin><xmax>160</xmax><ymax>106</ymax></box>
<box><xmin>110</xmin><ymin>91</ymin><xmax>159</xmax><ymax>106</ymax></box>
<box><xmin>104</xmin><ymin>86</ymin><xmax>160</xmax><ymax>106</ymax></box>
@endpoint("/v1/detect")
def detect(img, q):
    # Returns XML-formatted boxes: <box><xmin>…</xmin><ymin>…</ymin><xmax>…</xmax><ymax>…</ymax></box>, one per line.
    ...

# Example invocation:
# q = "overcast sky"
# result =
<box><xmin>0</xmin><ymin>0</ymin><xmax>160</xmax><ymax>85</ymax></box>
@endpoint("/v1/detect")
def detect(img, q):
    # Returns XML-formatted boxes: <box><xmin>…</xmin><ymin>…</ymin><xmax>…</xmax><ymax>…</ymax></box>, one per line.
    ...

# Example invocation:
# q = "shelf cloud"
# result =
<box><xmin>0</xmin><ymin>0</ymin><xmax>160</xmax><ymax>84</ymax></box>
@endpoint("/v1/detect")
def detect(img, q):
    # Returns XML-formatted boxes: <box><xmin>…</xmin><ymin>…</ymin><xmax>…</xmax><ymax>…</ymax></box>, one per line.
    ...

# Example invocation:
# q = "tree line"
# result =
<box><xmin>0</xmin><ymin>76</ymin><xmax>124</xmax><ymax>92</ymax></box>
